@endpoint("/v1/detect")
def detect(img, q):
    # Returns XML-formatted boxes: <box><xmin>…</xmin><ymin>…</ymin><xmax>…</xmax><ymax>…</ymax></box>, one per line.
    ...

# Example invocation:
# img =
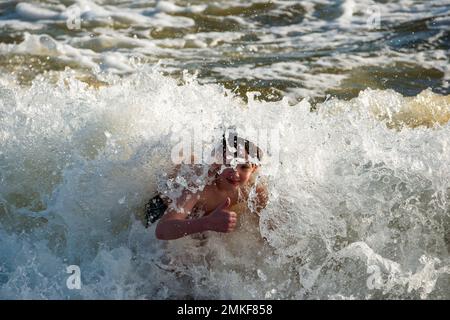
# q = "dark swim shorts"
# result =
<box><xmin>144</xmin><ymin>195</ymin><xmax>168</xmax><ymax>228</ymax></box>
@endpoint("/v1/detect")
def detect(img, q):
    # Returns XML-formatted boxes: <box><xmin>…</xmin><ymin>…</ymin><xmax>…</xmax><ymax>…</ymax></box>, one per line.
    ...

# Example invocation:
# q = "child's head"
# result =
<box><xmin>213</xmin><ymin>133</ymin><xmax>263</xmax><ymax>190</ymax></box>
<box><xmin>221</xmin><ymin>133</ymin><xmax>263</xmax><ymax>167</ymax></box>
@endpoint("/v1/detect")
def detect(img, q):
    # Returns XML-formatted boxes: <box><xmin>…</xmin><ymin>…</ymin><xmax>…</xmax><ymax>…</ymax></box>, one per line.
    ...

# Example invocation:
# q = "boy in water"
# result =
<box><xmin>149</xmin><ymin>134</ymin><xmax>268</xmax><ymax>240</ymax></box>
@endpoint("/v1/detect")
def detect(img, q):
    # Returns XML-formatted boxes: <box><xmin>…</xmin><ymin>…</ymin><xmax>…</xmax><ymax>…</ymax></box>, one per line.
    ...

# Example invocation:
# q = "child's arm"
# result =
<box><xmin>155</xmin><ymin>192</ymin><xmax>237</xmax><ymax>240</ymax></box>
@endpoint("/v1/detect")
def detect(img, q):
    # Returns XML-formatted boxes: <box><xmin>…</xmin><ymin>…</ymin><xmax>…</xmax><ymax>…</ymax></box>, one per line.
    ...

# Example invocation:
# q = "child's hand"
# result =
<box><xmin>205</xmin><ymin>197</ymin><xmax>237</xmax><ymax>233</ymax></box>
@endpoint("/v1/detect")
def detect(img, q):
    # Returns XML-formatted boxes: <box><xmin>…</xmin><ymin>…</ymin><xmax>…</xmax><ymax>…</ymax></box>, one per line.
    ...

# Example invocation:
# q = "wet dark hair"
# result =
<box><xmin>222</xmin><ymin>133</ymin><xmax>263</xmax><ymax>166</ymax></box>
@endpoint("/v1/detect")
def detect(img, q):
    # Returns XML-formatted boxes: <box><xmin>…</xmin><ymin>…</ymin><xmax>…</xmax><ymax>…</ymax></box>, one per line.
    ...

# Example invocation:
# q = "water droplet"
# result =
<box><xmin>257</xmin><ymin>269</ymin><xmax>267</xmax><ymax>281</ymax></box>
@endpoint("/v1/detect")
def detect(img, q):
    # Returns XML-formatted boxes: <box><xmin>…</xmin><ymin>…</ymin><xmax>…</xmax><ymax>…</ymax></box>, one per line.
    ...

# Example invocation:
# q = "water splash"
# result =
<box><xmin>0</xmin><ymin>69</ymin><xmax>449</xmax><ymax>299</ymax></box>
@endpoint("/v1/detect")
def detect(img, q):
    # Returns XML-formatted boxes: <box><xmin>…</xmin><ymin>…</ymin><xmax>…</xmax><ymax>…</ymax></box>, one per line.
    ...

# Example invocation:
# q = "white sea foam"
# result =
<box><xmin>0</xmin><ymin>0</ymin><xmax>447</xmax><ymax>100</ymax></box>
<box><xmin>15</xmin><ymin>2</ymin><xmax>62</xmax><ymax>21</ymax></box>
<box><xmin>0</xmin><ymin>69</ymin><xmax>449</xmax><ymax>299</ymax></box>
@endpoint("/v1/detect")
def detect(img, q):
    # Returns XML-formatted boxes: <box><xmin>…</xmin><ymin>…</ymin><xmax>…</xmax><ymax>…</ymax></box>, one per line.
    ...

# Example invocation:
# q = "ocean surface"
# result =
<box><xmin>0</xmin><ymin>0</ymin><xmax>449</xmax><ymax>299</ymax></box>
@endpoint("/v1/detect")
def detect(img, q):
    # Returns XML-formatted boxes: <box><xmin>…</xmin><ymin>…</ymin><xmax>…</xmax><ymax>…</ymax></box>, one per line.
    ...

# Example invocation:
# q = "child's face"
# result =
<box><xmin>217</xmin><ymin>163</ymin><xmax>256</xmax><ymax>189</ymax></box>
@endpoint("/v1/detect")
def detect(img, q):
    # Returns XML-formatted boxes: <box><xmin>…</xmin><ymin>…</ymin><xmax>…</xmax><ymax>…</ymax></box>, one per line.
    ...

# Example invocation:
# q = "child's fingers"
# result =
<box><xmin>228</xmin><ymin>220</ymin><xmax>236</xmax><ymax>229</ymax></box>
<box><xmin>228</xmin><ymin>217</ymin><xmax>237</xmax><ymax>223</ymax></box>
<box><xmin>228</xmin><ymin>211</ymin><xmax>237</xmax><ymax>218</ymax></box>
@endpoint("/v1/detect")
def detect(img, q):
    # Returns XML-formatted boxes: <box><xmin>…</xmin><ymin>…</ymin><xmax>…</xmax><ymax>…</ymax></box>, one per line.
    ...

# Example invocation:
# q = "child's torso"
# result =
<box><xmin>191</xmin><ymin>185</ymin><xmax>248</xmax><ymax>217</ymax></box>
